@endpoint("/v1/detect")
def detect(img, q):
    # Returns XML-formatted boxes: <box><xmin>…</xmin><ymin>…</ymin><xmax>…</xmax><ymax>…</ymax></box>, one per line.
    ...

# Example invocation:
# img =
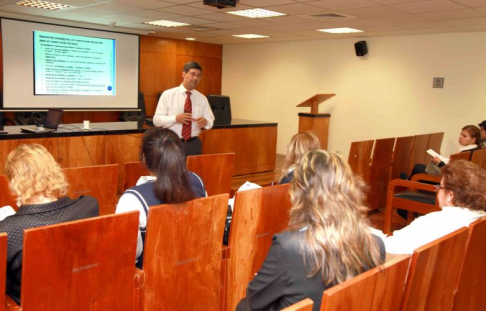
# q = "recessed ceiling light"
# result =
<box><xmin>227</xmin><ymin>8</ymin><xmax>286</xmax><ymax>19</ymax></box>
<box><xmin>232</xmin><ymin>34</ymin><xmax>270</xmax><ymax>39</ymax></box>
<box><xmin>16</xmin><ymin>0</ymin><xmax>73</xmax><ymax>10</ymax></box>
<box><xmin>317</xmin><ymin>27</ymin><xmax>363</xmax><ymax>34</ymax></box>
<box><xmin>144</xmin><ymin>20</ymin><xmax>190</xmax><ymax>28</ymax></box>
<box><xmin>186</xmin><ymin>38</ymin><xmax>196</xmax><ymax>41</ymax></box>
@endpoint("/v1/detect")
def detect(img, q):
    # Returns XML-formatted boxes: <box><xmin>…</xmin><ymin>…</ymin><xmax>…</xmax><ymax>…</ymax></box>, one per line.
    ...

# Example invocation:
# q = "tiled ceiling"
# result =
<box><xmin>2</xmin><ymin>0</ymin><xmax>486</xmax><ymax>44</ymax></box>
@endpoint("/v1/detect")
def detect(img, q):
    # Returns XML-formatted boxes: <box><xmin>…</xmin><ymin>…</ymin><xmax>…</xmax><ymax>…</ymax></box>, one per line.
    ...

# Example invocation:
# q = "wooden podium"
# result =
<box><xmin>297</xmin><ymin>94</ymin><xmax>334</xmax><ymax>150</ymax></box>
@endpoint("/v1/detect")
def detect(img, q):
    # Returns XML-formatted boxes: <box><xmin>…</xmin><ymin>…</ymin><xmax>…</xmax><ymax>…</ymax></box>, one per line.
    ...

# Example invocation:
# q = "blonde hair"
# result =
<box><xmin>280</xmin><ymin>131</ymin><xmax>320</xmax><ymax>182</ymax></box>
<box><xmin>5</xmin><ymin>144</ymin><xmax>68</xmax><ymax>205</ymax></box>
<box><xmin>289</xmin><ymin>150</ymin><xmax>382</xmax><ymax>285</ymax></box>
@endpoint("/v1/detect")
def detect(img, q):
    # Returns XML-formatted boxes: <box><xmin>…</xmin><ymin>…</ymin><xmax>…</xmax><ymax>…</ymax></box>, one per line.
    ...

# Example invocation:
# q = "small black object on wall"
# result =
<box><xmin>354</xmin><ymin>41</ymin><xmax>368</xmax><ymax>57</ymax></box>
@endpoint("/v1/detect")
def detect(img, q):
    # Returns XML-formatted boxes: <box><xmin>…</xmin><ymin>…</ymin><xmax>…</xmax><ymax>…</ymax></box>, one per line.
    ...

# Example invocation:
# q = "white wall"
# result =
<box><xmin>222</xmin><ymin>32</ymin><xmax>486</xmax><ymax>160</ymax></box>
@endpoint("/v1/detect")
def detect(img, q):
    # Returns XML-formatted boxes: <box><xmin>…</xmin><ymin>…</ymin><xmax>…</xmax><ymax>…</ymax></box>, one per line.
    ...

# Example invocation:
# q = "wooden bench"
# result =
<box><xmin>140</xmin><ymin>194</ymin><xmax>229</xmax><ymax>310</ymax></box>
<box><xmin>225</xmin><ymin>184</ymin><xmax>291</xmax><ymax>311</ymax></box>
<box><xmin>6</xmin><ymin>211</ymin><xmax>139</xmax><ymax>310</ymax></box>
<box><xmin>282</xmin><ymin>298</ymin><xmax>314</xmax><ymax>311</ymax></box>
<box><xmin>63</xmin><ymin>164</ymin><xmax>118</xmax><ymax>215</ymax></box>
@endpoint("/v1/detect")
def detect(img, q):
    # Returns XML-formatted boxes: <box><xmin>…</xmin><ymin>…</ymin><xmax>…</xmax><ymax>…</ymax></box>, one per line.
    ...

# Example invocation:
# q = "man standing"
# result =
<box><xmin>154</xmin><ymin>61</ymin><xmax>215</xmax><ymax>156</ymax></box>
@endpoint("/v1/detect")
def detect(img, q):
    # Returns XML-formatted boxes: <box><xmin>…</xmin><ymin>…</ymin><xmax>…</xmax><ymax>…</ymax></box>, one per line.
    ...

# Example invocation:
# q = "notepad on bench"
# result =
<box><xmin>427</xmin><ymin>149</ymin><xmax>449</xmax><ymax>165</ymax></box>
<box><xmin>0</xmin><ymin>205</ymin><xmax>16</xmax><ymax>221</ymax></box>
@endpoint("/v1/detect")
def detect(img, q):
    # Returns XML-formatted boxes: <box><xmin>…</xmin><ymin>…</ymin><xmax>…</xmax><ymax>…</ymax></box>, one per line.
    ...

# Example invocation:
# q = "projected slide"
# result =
<box><xmin>34</xmin><ymin>31</ymin><xmax>116</xmax><ymax>95</ymax></box>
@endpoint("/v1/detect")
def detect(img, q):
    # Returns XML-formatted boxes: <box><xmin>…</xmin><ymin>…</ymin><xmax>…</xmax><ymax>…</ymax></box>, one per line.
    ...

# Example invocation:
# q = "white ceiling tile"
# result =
<box><xmin>453</xmin><ymin>0</ymin><xmax>486</xmax><ymax>8</ymax></box>
<box><xmin>88</xmin><ymin>2</ymin><xmax>143</xmax><ymax>14</ymax></box>
<box><xmin>132</xmin><ymin>9</ymin><xmax>182</xmax><ymax>19</ymax></box>
<box><xmin>390</xmin><ymin>20</ymin><xmax>449</xmax><ymax>28</ymax></box>
<box><xmin>475</xmin><ymin>6</ymin><xmax>486</xmax><ymax>13</ymax></box>
<box><xmin>186</xmin><ymin>2</ymin><xmax>253</xmax><ymax>12</ymax></box>
<box><xmin>443</xmin><ymin>16</ymin><xmax>486</xmax><ymax>25</ymax></box>
<box><xmin>156</xmin><ymin>4</ymin><xmax>214</xmax><ymax>15</ymax></box>
<box><xmin>103</xmin><ymin>14</ymin><xmax>153</xmax><ymax>23</ymax></box>
<box><xmin>238</xmin><ymin>0</ymin><xmax>295</xmax><ymax>7</ymax></box>
<box><xmin>230</xmin><ymin>19</ymin><xmax>276</xmax><ymax>28</ymax></box>
<box><xmin>203</xmin><ymin>22</ymin><xmax>243</xmax><ymax>29</ymax></box>
<box><xmin>340</xmin><ymin>6</ymin><xmax>410</xmax><ymax>18</ymax></box>
<box><xmin>265</xmin><ymin>3</ymin><xmax>330</xmax><ymax>15</ymax></box>
<box><xmin>0</xmin><ymin>4</ymin><xmax>49</xmax><ymax>15</ymax></box>
<box><xmin>197</xmin><ymin>12</ymin><xmax>248</xmax><ymax>22</ymax></box>
<box><xmin>391</xmin><ymin>0</ymin><xmax>467</xmax><ymax>13</ymax></box>
<box><xmin>112</xmin><ymin>0</ymin><xmax>175</xmax><ymax>10</ymax></box>
<box><xmin>418</xmin><ymin>8</ymin><xmax>484</xmax><ymax>19</ymax></box>
<box><xmin>164</xmin><ymin>0</ymin><xmax>200</xmax><ymax>4</ymax></box>
<box><xmin>264</xmin><ymin>15</ymin><xmax>319</xmax><ymax>24</ymax></box>
<box><xmin>306</xmin><ymin>0</ymin><xmax>380</xmax><ymax>10</ymax></box>
<box><xmin>170</xmin><ymin>16</ymin><xmax>216</xmax><ymax>24</ymax></box>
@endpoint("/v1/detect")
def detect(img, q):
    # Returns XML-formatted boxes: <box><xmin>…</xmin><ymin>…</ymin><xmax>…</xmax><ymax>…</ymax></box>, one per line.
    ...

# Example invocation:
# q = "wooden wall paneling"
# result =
<box><xmin>56</xmin><ymin>136</ymin><xmax>105</xmax><ymax>168</ymax></box>
<box><xmin>104</xmin><ymin>133</ymin><xmax>144</xmax><ymax>192</ymax></box>
<box><xmin>200</xmin><ymin>126</ymin><xmax>277</xmax><ymax>175</ymax></box>
<box><xmin>62</xmin><ymin>111</ymin><xmax>119</xmax><ymax>123</ymax></box>
<box><xmin>205</xmin><ymin>44</ymin><xmax>223</xmax><ymax>59</ymax></box>
<box><xmin>390</xmin><ymin>136</ymin><xmax>414</xmax><ymax>180</ymax></box>
<box><xmin>140</xmin><ymin>52</ymin><xmax>177</xmax><ymax>98</ymax></box>
<box><xmin>205</xmin><ymin>57</ymin><xmax>223</xmax><ymax>95</ymax></box>
<box><xmin>0</xmin><ymin>138</ymin><xmax>60</xmax><ymax>174</ymax></box>
<box><xmin>144</xmin><ymin>95</ymin><xmax>158</xmax><ymax>117</ymax></box>
<box><xmin>368</xmin><ymin>137</ymin><xmax>395</xmax><ymax>210</ymax></box>
<box><xmin>140</xmin><ymin>36</ymin><xmax>177</xmax><ymax>54</ymax></box>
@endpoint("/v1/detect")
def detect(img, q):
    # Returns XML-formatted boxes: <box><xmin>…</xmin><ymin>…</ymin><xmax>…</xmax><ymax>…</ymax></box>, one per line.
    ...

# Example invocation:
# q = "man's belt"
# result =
<box><xmin>181</xmin><ymin>137</ymin><xmax>197</xmax><ymax>143</ymax></box>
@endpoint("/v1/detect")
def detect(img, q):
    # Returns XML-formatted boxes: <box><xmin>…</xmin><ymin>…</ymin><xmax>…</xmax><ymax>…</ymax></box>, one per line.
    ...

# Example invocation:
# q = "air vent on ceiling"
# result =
<box><xmin>312</xmin><ymin>13</ymin><xmax>347</xmax><ymax>19</ymax></box>
<box><xmin>303</xmin><ymin>12</ymin><xmax>357</xmax><ymax>21</ymax></box>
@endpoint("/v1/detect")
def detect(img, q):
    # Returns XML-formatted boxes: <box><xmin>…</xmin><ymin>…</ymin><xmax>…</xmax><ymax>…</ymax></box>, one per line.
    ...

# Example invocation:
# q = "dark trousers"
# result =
<box><xmin>182</xmin><ymin>137</ymin><xmax>202</xmax><ymax>156</ymax></box>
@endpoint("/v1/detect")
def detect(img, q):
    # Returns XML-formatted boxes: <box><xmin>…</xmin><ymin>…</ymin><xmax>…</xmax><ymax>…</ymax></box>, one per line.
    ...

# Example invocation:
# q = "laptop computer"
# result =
<box><xmin>21</xmin><ymin>109</ymin><xmax>63</xmax><ymax>133</ymax></box>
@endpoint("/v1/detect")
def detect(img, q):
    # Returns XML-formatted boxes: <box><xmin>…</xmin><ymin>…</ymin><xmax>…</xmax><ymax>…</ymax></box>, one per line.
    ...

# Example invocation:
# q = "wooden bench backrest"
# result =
<box><xmin>348</xmin><ymin>140</ymin><xmax>374</xmax><ymax>183</ymax></box>
<box><xmin>20</xmin><ymin>211</ymin><xmax>139</xmax><ymax>311</ymax></box>
<box><xmin>391</xmin><ymin>136</ymin><xmax>414</xmax><ymax>180</ymax></box>
<box><xmin>368</xmin><ymin>137</ymin><xmax>395</xmax><ymax>210</ymax></box>
<box><xmin>427</xmin><ymin>132</ymin><xmax>444</xmax><ymax>154</ymax></box>
<box><xmin>0</xmin><ymin>233</ymin><xmax>7</xmax><ymax>310</ymax></box>
<box><xmin>471</xmin><ymin>148</ymin><xmax>486</xmax><ymax>169</ymax></box>
<box><xmin>409</xmin><ymin>134</ymin><xmax>430</xmax><ymax>172</ymax></box>
<box><xmin>282</xmin><ymin>298</ymin><xmax>314</xmax><ymax>311</ymax></box>
<box><xmin>142</xmin><ymin>194</ymin><xmax>228</xmax><ymax>311</ymax></box>
<box><xmin>226</xmin><ymin>184</ymin><xmax>291</xmax><ymax>311</ymax></box>
<box><xmin>187</xmin><ymin>153</ymin><xmax>235</xmax><ymax>196</ymax></box>
<box><xmin>449</xmin><ymin>151</ymin><xmax>471</xmax><ymax>163</ymax></box>
<box><xmin>63</xmin><ymin>164</ymin><xmax>118</xmax><ymax>215</ymax></box>
<box><xmin>123</xmin><ymin>161</ymin><xmax>150</xmax><ymax>191</ymax></box>
<box><xmin>401</xmin><ymin>227</ymin><xmax>469</xmax><ymax>311</ymax></box>
<box><xmin>453</xmin><ymin>217</ymin><xmax>486</xmax><ymax>311</ymax></box>
<box><xmin>321</xmin><ymin>254</ymin><xmax>411</xmax><ymax>311</ymax></box>
<box><xmin>0</xmin><ymin>175</ymin><xmax>16</xmax><ymax>210</ymax></box>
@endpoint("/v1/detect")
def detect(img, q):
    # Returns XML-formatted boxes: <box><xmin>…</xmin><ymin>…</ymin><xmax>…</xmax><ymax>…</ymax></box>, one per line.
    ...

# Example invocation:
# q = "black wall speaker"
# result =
<box><xmin>354</xmin><ymin>41</ymin><xmax>368</xmax><ymax>57</ymax></box>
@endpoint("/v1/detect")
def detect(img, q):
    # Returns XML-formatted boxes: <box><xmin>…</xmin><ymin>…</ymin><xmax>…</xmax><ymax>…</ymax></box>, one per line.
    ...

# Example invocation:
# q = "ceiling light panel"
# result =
<box><xmin>144</xmin><ymin>20</ymin><xmax>190</xmax><ymax>28</ymax></box>
<box><xmin>317</xmin><ymin>27</ymin><xmax>364</xmax><ymax>34</ymax></box>
<box><xmin>232</xmin><ymin>34</ymin><xmax>270</xmax><ymax>39</ymax></box>
<box><xmin>16</xmin><ymin>0</ymin><xmax>73</xmax><ymax>10</ymax></box>
<box><xmin>227</xmin><ymin>8</ymin><xmax>286</xmax><ymax>19</ymax></box>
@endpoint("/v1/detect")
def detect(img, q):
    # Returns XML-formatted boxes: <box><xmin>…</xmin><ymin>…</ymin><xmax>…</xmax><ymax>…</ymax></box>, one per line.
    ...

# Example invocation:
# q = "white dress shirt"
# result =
<box><xmin>384</xmin><ymin>206</ymin><xmax>485</xmax><ymax>254</ymax></box>
<box><xmin>153</xmin><ymin>84</ymin><xmax>214</xmax><ymax>138</ymax></box>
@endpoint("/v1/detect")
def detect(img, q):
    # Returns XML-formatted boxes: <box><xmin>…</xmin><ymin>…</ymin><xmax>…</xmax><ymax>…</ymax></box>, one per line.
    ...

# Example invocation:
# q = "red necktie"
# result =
<box><xmin>182</xmin><ymin>91</ymin><xmax>192</xmax><ymax>140</ymax></box>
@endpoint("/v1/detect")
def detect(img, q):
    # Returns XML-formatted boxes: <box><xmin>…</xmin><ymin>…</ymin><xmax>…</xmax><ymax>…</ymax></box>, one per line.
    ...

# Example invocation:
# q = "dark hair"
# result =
<box><xmin>141</xmin><ymin>127</ymin><xmax>196</xmax><ymax>204</ymax></box>
<box><xmin>462</xmin><ymin>125</ymin><xmax>481</xmax><ymax>144</ymax></box>
<box><xmin>479</xmin><ymin>120</ymin><xmax>486</xmax><ymax>130</ymax></box>
<box><xmin>441</xmin><ymin>160</ymin><xmax>486</xmax><ymax>211</ymax></box>
<box><xmin>183</xmin><ymin>61</ymin><xmax>202</xmax><ymax>73</ymax></box>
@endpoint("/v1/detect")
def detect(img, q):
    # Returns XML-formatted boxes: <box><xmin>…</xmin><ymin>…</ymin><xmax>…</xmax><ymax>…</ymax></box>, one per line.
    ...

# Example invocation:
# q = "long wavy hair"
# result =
<box><xmin>5</xmin><ymin>144</ymin><xmax>68</xmax><ymax>205</ymax></box>
<box><xmin>289</xmin><ymin>150</ymin><xmax>383</xmax><ymax>285</ymax></box>
<box><xmin>280</xmin><ymin>131</ymin><xmax>320</xmax><ymax>182</ymax></box>
<box><xmin>141</xmin><ymin>127</ymin><xmax>196</xmax><ymax>204</ymax></box>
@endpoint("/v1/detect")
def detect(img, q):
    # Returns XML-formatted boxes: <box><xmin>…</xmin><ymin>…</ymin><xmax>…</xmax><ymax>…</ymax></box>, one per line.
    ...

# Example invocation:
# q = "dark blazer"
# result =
<box><xmin>0</xmin><ymin>196</ymin><xmax>99</xmax><ymax>304</ymax></box>
<box><xmin>243</xmin><ymin>230</ymin><xmax>385</xmax><ymax>311</ymax></box>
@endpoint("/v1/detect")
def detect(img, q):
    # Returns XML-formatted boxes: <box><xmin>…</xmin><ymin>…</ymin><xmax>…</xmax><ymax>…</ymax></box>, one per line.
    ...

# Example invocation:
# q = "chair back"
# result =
<box><xmin>321</xmin><ymin>255</ymin><xmax>411</xmax><ymax>311</ymax></box>
<box><xmin>427</xmin><ymin>132</ymin><xmax>444</xmax><ymax>153</ymax></box>
<box><xmin>401</xmin><ymin>227</ymin><xmax>469</xmax><ymax>311</ymax></box>
<box><xmin>453</xmin><ymin>217</ymin><xmax>486</xmax><ymax>311</ymax></box>
<box><xmin>20</xmin><ymin>212</ymin><xmax>139</xmax><ymax>310</ymax></box>
<box><xmin>471</xmin><ymin>148</ymin><xmax>486</xmax><ymax>169</ymax></box>
<box><xmin>207</xmin><ymin>95</ymin><xmax>232</xmax><ymax>125</ymax></box>
<box><xmin>368</xmin><ymin>138</ymin><xmax>395</xmax><ymax>210</ymax></box>
<box><xmin>0</xmin><ymin>233</ymin><xmax>7</xmax><ymax>309</ymax></box>
<box><xmin>348</xmin><ymin>140</ymin><xmax>374</xmax><ymax>183</ymax></box>
<box><xmin>282</xmin><ymin>298</ymin><xmax>314</xmax><ymax>311</ymax></box>
<box><xmin>391</xmin><ymin>136</ymin><xmax>414</xmax><ymax>179</ymax></box>
<box><xmin>141</xmin><ymin>194</ymin><xmax>228</xmax><ymax>311</ymax></box>
<box><xmin>409</xmin><ymin>134</ymin><xmax>430</xmax><ymax>172</ymax></box>
<box><xmin>449</xmin><ymin>151</ymin><xmax>471</xmax><ymax>163</ymax></box>
<box><xmin>187</xmin><ymin>153</ymin><xmax>235</xmax><ymax>196</ymax></box>
<box><xmin>0</xmin><ymin>175</ymin><xmax>17</xmax><ymax>210</ymax></box>
<box><xmin>63</xmin><ymin>164</ymin><xmax>118</xmax><ymax>215</ymax></box>
<box><xmin>226</xmin><ymin>184</ymin><xmax>291</xmax><ymax>311</ymax></box>
<box><xmin>123</xmin><ymin>161</ymin><xmax>150</xmax><ymax>191</ymax></box>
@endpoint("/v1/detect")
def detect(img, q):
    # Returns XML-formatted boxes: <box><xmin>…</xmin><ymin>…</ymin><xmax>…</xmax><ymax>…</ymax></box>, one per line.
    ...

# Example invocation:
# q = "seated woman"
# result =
<box><xmin>238</xmin><ymin>150</ymin><xmax>385</xmax><ymax>311</ymax></box>
<box><xmin>410</xmin><ymin>125</ymin><xmax>480</xmax><ymax>177</ymax></box>
<box><xmin>116</xmin><ymin>127</ymin><xmax>206</xmax><ymax>268</ymax></box>
<box><xmin>279</xmin><ymin>131</ymin><xmax>320</xmax><ymax>184</ymax></box>
<box><xmin>0</xmin><ymin>144</ymin><xmax>99</xmax><ymax>304</ymax></box>
<box><xmin>386</xmin><ymin>160</ymin><xmax>486</xmax><ymax>254</ymax></box>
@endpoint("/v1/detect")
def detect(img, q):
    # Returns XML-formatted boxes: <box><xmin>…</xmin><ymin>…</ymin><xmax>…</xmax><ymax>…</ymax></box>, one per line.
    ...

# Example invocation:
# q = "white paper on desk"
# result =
<box><xmin>0</xmin><ymin>206</ymin><xmax>16</xmax><ymax>221</ymax></box>
<box><xmin>426</xmin><ymin>149</ymin><xmax>449</xmax><ymax>165</ymax></box>
<box><xmin>228</xmin><ymin>181</ymin><xmax>262</xmax><ymax>212</ymax></box>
